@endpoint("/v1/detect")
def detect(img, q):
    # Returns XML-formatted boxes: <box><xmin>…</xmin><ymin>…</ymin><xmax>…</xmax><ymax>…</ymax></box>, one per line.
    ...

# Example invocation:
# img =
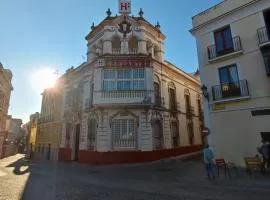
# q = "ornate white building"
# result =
<box><xmin>58</xmin><ymin>7</ymin><xmax>203</xmax><ymax>164</ymax></box>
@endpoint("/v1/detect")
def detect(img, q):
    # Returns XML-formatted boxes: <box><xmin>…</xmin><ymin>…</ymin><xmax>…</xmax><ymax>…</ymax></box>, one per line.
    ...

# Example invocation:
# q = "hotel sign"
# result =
<box><xmin>104</xmin><ymin>57</ymin><xmax>151</xmax><ymax>68</ymax></box>
<box><xmin>119</xmin><ymin>0</ymin><xmax>131</xmax><ymax>14</ymax></box>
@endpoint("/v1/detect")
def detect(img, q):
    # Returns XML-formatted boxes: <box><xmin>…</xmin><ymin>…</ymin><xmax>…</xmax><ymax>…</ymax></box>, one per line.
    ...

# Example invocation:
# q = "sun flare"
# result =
<box><xmin>31</xmin><ymin>68</ymin><xmax>57</xmax><ymax>92</ymax></box>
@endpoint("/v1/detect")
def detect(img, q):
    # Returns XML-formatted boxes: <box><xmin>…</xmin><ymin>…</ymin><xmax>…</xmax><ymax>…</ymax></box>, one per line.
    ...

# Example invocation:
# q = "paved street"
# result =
<box><xmin>0</xmin><ymin>154</ymin><xmax>270</xmax><ymax>200</ymax></box>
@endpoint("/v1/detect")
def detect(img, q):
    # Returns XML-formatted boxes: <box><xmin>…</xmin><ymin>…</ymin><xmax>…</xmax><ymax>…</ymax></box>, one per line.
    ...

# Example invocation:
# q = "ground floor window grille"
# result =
<box><xmin>112</xmin><ymin>119</ymin><xmax>136</xmax><ymax>149</ymax></box>
<box><xmin>88</xmin><ymin>118</ymin><xmax>97</xmax><ymax>150</ymax></box>
<box><xmin>171</xmin><ymin>122</ymin><xmax>179</xmax><ymax>148</ymax></box>
<box><xmin>187</xmin><ymin>122</ymin><xmax>194</xmax><ymax>145</ymax></box>
<box><xmin>152</xmin><ymin>120</ymin><xmax>163</xmax><ymax>150</ymax></box>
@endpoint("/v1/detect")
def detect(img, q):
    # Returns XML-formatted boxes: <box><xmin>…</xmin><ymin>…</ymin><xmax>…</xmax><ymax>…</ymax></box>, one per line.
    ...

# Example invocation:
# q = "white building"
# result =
<box><xmin>59</xmin><ymin>5</ymin><xmax>203</xmax><ymax>164</ymax></box>
<box><xmin>191</xmin><ymin>0</ymin><xmax>270</xmax><ymax>166</ymax></box>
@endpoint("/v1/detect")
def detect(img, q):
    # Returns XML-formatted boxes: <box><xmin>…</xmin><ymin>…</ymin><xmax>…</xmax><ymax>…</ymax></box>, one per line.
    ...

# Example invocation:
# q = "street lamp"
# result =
<box><xmin>201</xmin><ymin>84</ymin><xmax>209</xmax><ymax>101</ymax></box>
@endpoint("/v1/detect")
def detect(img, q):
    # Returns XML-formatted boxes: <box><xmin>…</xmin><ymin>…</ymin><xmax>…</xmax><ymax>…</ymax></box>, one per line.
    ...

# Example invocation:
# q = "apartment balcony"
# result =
<box><xmin>257</xmin><ymin>27</ymin><xmax>270</xmax><ymax>47</ymax></box>
<box><xmin>212</xmin><ymin>80</ymin><xmax>250</xmax><ymax>103</ymax></box>
<box><xmin>93</xmin><ymin>90</ymin><xmax>154</xmax><ymax>107</ymax></box>
<box><xmin>207</xmin><ymin>36</ymin><xmax>243</xmax><ymax>63</ymax></box>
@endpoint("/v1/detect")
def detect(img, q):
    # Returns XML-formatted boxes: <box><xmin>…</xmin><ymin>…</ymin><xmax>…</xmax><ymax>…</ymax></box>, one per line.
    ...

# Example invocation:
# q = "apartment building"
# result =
<box><xmin>191</xmin><ymin>0</ymin><xmax>270</xmax><ymax>166</ymax></box>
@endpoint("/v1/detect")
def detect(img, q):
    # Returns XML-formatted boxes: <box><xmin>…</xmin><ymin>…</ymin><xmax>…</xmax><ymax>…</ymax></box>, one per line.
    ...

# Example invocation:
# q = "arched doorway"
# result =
<box><xmin>151</xmin><ymin>111</ymin><xmax>163</xmax><ymax>150</ymax></box>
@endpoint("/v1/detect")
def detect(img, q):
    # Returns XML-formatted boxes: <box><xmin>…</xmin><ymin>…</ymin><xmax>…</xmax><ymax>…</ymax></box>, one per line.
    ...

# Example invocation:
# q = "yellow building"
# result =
<box><xmin>36</xmin><ymin>78</ymin><xmax>64</xmax><ymax>160</ymax></box>
<box><xmin>191</xmin><ymin>0</ymin><xmax>270</xmax><ymax>166</ymax></box>
<box><xmin>25</xmin><ymin>112</ymin><xmax>39</xmax><ymax>150</ymax></box>
<box><xmin>0</xmin><ymin>63</ymin><xmax>13</xmax><ymax>158</ymax></box>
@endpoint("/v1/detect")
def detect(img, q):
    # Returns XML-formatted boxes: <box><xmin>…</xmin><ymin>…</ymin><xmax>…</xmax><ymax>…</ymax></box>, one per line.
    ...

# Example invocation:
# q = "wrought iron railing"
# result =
<box><xmin>154</xmin><ymin>96</ymin><xmax>164</xmax><ymax>107</ymax></box>
<box><xmin>186</xmin><ymin>106</ymin><xmax>194</xmax><ymax>119</ymax></box>
<box><xmin>207</xmin><ymin>36</ymin><xmax>242</xmax><ymax>60</ymax></box>
<box><xmin>257</xmin><ymin>27</ymin><xmax>270</xmax><ymax>45</ymax></box>
<box><xmin>212</xmin><ymin>80</ymin><xmax>249</xmax><ymax>101</ymax></box>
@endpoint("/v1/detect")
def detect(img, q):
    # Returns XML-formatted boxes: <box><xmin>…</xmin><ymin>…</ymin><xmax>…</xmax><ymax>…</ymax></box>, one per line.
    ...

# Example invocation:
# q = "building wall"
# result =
<box><xmin>58</xmin><ymin>11</ymin><xmax>203</xmax><ymax>163</ymax></box>
<box><xmin>36</xmin><ymin>81</ymin><xmax>64</xmax><ymax>160</ymax></box>
<box><xmin>0</xmin><ymin>65</ymin><xmax>12</xmax><ymax>158</ymax></box>
<box><xmin>192</xmin><ymin>0</ymin><xmax>258</xmax><ymax>29</ymax></box>
<box><xmin>192</xmin><ymin>0</ymin><xmax>270</xmax><ymax>166</ymax></box>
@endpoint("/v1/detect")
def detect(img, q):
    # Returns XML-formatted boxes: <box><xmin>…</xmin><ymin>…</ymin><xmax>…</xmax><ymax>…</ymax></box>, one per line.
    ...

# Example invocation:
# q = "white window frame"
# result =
<box><xmin>112</xmin><ymin>118</ymin><xmax>137</xmax><ymax>150</ymax></box>
<box><xmin>102</xmin><ymin>68</ymin><xmax>145</xmax><ymax>91</ymax></box>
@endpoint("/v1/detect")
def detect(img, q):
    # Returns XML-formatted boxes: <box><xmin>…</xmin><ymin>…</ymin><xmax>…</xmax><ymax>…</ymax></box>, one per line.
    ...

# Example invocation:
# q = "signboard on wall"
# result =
<box><xmin>103</xmin><ymin>57</ymin><xmax>151</xmax><ymax>68</ymax></box>
<box><xmin>119</xmin><ymin>0</ymin><xmax>131</xmax><ymax>14</ymax></box>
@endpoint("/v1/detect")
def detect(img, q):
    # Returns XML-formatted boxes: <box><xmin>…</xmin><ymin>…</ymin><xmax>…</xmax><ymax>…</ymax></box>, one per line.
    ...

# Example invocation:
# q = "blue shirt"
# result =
<box><xmin>203</xmin><ymin>147</ymin><xmax>214</xmax><ymax>164</ymax></box>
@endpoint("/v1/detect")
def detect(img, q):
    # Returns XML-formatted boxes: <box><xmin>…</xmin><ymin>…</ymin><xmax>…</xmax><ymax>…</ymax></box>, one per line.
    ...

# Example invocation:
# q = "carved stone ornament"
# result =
<box><xmin>118</xmin><ymin>17</ymin><xmax>132</xmax><ymax>38</ymax></box>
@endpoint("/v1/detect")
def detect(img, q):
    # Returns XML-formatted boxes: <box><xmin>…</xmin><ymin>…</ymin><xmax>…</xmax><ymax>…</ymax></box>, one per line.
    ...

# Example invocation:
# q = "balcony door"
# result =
<box><xmin>168</xmin><ymin>84</ymin><xmax>177</xmax><ymax>110</ymax></box>
<box><xmin>74</xmin><ymin>124</ymin><xmax>80</xmax><ymax>161</ymax></box>
<box><xmin>264</xmin><ymin>9</ymin><xmax>270</xmax><ymax>36</ymax></box>
<box><xmin>154</xmin><ymin>82</ymin><xmax>161</xmax><ymax>106</ymax></box>
<box><xmin>214</xmin><ymin>26</ymin><xmax>233</xmax><ymax>56</ymax></box>
<box><xmin>171</xmin><ymin>122</ymin><xmax>179</xmax><ymax>148</ymax></box>
<box><xmin>219</xmin><ymin>64</ymin><xmax>241</xmax><ymax>98</ymax></box>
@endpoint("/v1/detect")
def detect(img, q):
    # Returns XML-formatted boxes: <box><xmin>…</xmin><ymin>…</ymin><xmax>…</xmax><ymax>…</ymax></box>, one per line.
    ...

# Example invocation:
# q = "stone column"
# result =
<box><xmin>138</xmin><ymin>40</ymin><xmax>147</xmax><ymax>54</ymax></box>
<box><xmin>103</xmin><ymin>40</ymin><xmax>112</xmax><ymax>54</ymax></box>
<box><xmin>121</xmin><ymin>38</ymin><xmax>128</xmax><ymax>54</ymax></box>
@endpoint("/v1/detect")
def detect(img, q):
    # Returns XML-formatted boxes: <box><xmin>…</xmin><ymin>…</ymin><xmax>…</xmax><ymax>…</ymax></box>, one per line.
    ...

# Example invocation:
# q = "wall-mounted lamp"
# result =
<box><xmin>201</xmin><ymin>84</ymin><xmax>209</xmax><ymax>101</ymax></box>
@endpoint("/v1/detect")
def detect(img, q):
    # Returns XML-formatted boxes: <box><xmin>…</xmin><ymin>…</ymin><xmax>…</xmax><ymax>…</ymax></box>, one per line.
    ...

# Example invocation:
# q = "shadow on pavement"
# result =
<box><xmin>6</xmin><ymin>157</ymin><xmax>31</xmax><ymax>175</ymax></box>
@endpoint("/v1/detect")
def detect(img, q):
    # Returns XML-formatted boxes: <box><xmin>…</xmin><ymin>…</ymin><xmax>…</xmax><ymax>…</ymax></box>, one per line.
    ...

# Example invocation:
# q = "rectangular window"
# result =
<box><xmin>117</xmin><ymin>69</ymin><xmax>131</xmax><ymax>79</ymax></box>
<box><xmin>102</xmin><ymin>68</ymin><xmax>145</xmax><ymax>91</ymax></box>
<box><xmin>219</xmin><ymin>64</ymin><xmax>239</xmax><ymax>84</ymax></box>
<box><xmin>112</xmin><ymin>119</ymin><xmax>136</xmax><ymax>149</ymax></box>
<box><xmin>169</xmin><ymin>88</ymin><xmax>177</xmax><ymax>110</ymax></box>
<box><xmin>218</xmin><ymin>64</ymin><xmax>241</xmax><ymax>98</ymax></box>
<box><xmin>263</xmin><ymin>9</ymin><xmax>270</xmax><ymax>34</ymax></box>
<box><xmin>262</xmin><ymin>49</ymin><xmax>270</xmax><ymax>75</ymax></box>
<box><xmin>214</xmin><ymin>26</ymin><xmax>233</xmax><ymax>55</ymax></box>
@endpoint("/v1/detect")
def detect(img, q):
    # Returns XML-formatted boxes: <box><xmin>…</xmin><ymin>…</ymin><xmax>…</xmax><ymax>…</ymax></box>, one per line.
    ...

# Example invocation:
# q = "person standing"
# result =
<box><xmin>261</xmin><ymin>141</ymin><xmax>269</xmax><ymax>168</ymax></box>
<box><xmin>203</xmin><ymin>144</ymin><xmax>215</xmax><ymax>180</ymax></box>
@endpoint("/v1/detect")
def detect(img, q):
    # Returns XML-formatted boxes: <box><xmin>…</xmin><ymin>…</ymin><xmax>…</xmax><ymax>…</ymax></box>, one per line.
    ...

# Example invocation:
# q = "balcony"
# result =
<box><xmin>112</xmin><ymin>49</ymin><xmax>121</xmax><ymax>55</ymax></box>
<box><xmin>129</xmin><ymin>49</ymin><xmax>138</xmax><ymax>55</ymax></box>
<box><xmin>207</xmin><ymin>36</ymin><xmax>243</xmax><ymax>63</ymax></box>
<box><xmin>111</xmin><ymin>48</ymin><xmax>138</xmax><ymax>55</ymax></box>
<box><xmin>257</xmin><ymin>27</ymin><xmax>270</xmax><ymax>47</ymax></box>
<box><xmin>93</xmin><ymin>90</ymin><xmax>153</xmax><ymax>106</ymax></box>
<box><xmin>212</xmin><ymin>80</ymin><xmax>250</xmax><ymax>102</ymax></box>
<box><xmin>154</xmin><ymin>96</ymin><xmax>164</xmax><ymax>107</ymax></box>
<box><xmin>186</xmin><ymin>106</ymin><xmax>194</xmax><ymax>119</ymax></box>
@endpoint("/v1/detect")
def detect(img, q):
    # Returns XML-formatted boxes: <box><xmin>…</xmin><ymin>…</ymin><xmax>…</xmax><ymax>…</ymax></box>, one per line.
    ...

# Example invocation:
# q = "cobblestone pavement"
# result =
<box><xmin>0</xmin><ymin>154</ymin><xmax>270</xmax><ymax>200</ymax></box>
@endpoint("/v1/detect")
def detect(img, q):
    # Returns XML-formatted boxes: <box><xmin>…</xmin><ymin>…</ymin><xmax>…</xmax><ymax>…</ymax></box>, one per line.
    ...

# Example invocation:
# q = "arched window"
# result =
<box><xmin>168</xmin><ymin>82</ymin><xmax>176</xmax><ymax>110</ymax></box>
<box><xmin>88</xmin><ymin>118</ymin><xmax>97</xmax><ymax>150</ymax></box>
<box><xmin>197</xmin><ymin>95</ymin><xmax>203</xmax><ymax>122</ymax></box>
<box><xmin>112</xmin><ymin>37</ymin><xmax>121</xmax><ymax>54</ymax></box>
<box><xmin>128</xmin><ymin>36</ymin><xmax>138</xmax><ymax>54</ymax></box>
<box><xmin>154</xmin><ymin>75</ymin><xmax>161</xmax><ymax>106</ymax></box>
<box><xmin>184</xmin><ymin>89</ymin><xmax>191</xmax><ymax>118</ymax></box>
<box><xmin>151</xmin><ymin>112</ymin><xmax>163</xmax><ymax>150</ymax></box>
<box><xmin>110</xmin><ymin>111</ymin><xmax>138</xmax><ymax>150</ymax></box>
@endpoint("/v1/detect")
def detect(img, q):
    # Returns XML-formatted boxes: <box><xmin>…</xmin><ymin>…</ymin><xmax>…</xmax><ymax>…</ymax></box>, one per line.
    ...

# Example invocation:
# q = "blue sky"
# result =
<box><xmin>0</xmin><ymin>0</ymin><xmax>221</xmax><ymax>123</ymax></box>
